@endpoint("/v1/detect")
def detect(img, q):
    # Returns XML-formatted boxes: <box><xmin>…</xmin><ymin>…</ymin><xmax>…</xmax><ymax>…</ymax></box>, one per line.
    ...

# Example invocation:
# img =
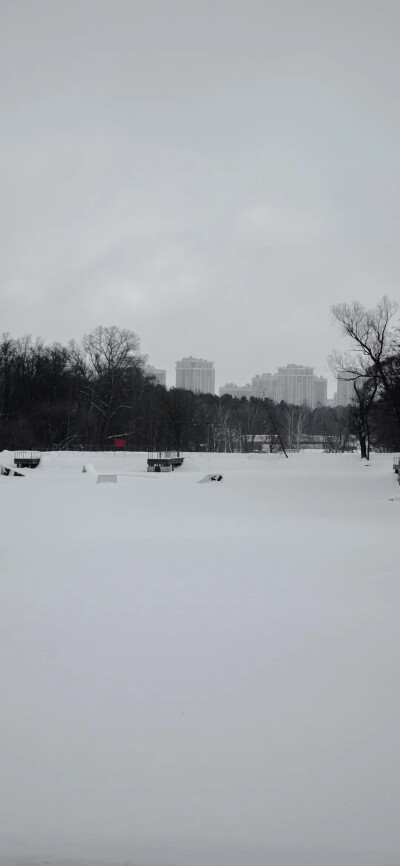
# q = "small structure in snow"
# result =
<box><xmin>14</xmin><ymin>451</ymin><xmax>41</xmax><ymax>469</ymax></box>
<box><xmin>147</xmin><ymin>451</ymin><xmax>184</xmax><ymax>472</ymax></box>
<box><xmin>1</xmin><ymin>464</ymin><xmax>25</xmax><ymax>477</ymax></box>
<box><xmin>198</xmin><ymin>474</ymin><xmax>223</xmax><ymax>483</ymax></box>
<box><xmin>82</xmin><ymin>464</ymin><xmax>96</xmax><ymax>474</ymax></box>
<box><xmin>97</xmin><ymin>474</ymin><xmax>117</xmax><ymax>484</ymax></box>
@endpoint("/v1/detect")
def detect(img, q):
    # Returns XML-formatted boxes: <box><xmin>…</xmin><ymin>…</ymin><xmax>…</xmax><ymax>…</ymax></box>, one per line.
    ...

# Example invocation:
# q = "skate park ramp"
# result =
<box><xmin>198</xmin><ymin>473</ymin><xmax>223</xmax><ymax>483</ymax></box>
<box><xmin>0</xmin><ymin>463</ymin><xmax>25</xmax><ymax>477</ymax></box>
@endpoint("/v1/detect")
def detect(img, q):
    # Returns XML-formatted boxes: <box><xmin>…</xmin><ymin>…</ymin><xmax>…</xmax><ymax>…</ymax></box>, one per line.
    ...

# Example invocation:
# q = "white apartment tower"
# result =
<box><xmin>335</xmin><ymin>377</ymin><xmax>356</xmax><ymax>406</ymax></box>
<box><xmin>273</xmin><ymin>364</ymin><xmax>327</xmax><ymax>408</ymax></box>
<box><xmin>176</xmin><ymin>356</ymin><xmax>215</xmax><ymax>394</ymax></box>
<box><xmin>251</xmin><ymin>373</ymin><xmax>274</xmax><ymax>400</ymax></box>
<box><xmin>274</xmin><ymin>365</ymin><xmax>313</xmax><ymax>406</ymax></box>
<box><xmin>314</xmin><ymin>375</ymin><xmax>328</xmax><ymax>407</ymax></box>
<box><xmin>145</xmin><ymin>365</ymin><xmax>167</xmax><ymax>387</ymax></box>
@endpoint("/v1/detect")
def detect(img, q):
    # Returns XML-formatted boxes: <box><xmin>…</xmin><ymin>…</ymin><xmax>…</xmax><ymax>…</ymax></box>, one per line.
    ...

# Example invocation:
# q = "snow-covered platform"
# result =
<box><xmin>14</xmin><ymin>450</ymin><xmax>41</xmax><ymax>468</ymax></box>
<box><xmin>147</xmin><ymin>450</ymin><xmax>184</xmax><ymax>472</ymax></box>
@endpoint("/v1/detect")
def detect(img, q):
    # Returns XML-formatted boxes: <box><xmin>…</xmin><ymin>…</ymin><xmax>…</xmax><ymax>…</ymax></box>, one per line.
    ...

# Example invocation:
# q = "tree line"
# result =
<box><xmin>1</xmin><ymin>302</ymin><xmax>400</xmax><ymax>456</ymax></box>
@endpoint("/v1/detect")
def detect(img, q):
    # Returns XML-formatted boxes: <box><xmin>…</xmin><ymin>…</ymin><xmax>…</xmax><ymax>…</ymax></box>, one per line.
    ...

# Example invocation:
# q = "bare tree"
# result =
<box><xmin>238</xmin><ymin>399</ymin><xmax>265</xmax><ymax>452</ymax></box>
<box><xmin>264</xmin><ymin>400</ymin><xmax>289</xmax><ymax>458</ymax></box>
<box><xmin>352</xmin><ymin>378</ymin><xmax>378</xmax><ymax>459</ymax></box>
<box><xmin>320</xmin><ymin>405</ymin><xmax>354</xmax><ymax>454</ymax></box>
<box><xmin>81</xmin><ymin>326</ymin><xmax>146</xmax><ymax>441</ymax></box>
<box><xmin>163</xmin><ymin>388</ymin><xmax>195</xmax><ymax>452</ymax></box>
<box><xmin>330</xmin><ymin>297</ymin><xmax>399</xmax><ymax>412</ymax></box>
<box><xmin>280</xmin><ymin>403</ymin><xmax>310</xmax><ymax>452</ymax></box>
<box><xmin>330</xmin><ymin>297</ymin><xmax>400</xmax><ymax>452</ymax></box>
<box><xmin>331</xmin><ymin>296</ymin><xmax>397</xmax><ymax>363</ymax></box>
<box><xmin>82</xmin><ymin>326</ymin><xmax>142</xmax><ymax>376</ymax></box>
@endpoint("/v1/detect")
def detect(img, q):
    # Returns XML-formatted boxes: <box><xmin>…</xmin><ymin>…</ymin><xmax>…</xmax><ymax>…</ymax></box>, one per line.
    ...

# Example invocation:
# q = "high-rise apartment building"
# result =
<box><xmin>145</xmin><ymin>365</ymin><xmax>167</xmax><ymax>387</ymax></box>
<box><xmin>273</xmin><ymin>365</ymin><xmax>314</xmax><ymax>406</ymax></box>
<box><xmin>176</xmin><ymin>356</ymin><xmax>215</xmax><ymax>394</ymax></box>
<box><xmin>220</xmin><ymin>364</ymin><xmax>327</xmax><ymax>408</ymax></box>
<box><xmin>273</xmin><ymin>365</ymin><xmax>327</xmax><ymax>408</ymax></box>
<box><xmin>251</xmin><ymin>373</ymin><xmax>274</xmax><ymax>400</ymax></box>
<box><xmin>335</xmin><ymin>377</ymin><xmax>356</xmax><ymax>406</ymax></box>
<box><xmin>314</xmin><ymin>376</ymin><xmax>328</xmax><ymax>407</ymax></box>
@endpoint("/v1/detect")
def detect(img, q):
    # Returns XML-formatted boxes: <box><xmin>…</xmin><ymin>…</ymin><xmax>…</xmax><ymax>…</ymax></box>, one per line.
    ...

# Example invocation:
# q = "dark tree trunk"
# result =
<box><xmin>359</xmin><ymin>432</ymin><xmax>368</xmax><ymax>460</ymax></box>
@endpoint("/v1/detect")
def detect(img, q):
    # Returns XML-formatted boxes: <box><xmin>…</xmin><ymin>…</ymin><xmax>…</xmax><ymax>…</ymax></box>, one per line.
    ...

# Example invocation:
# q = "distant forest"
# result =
<box><xmin>1</xmin><ymin>313</ymin><xmax>400</xmax><ymax>456</ymax></box>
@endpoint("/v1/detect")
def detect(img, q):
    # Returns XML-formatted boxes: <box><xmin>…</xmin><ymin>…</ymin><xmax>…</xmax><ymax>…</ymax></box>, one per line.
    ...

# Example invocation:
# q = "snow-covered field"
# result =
<box><xmin>1</xmin><ymin>450</ymin><xmax>400</xmax><ymax>866</ymax></box>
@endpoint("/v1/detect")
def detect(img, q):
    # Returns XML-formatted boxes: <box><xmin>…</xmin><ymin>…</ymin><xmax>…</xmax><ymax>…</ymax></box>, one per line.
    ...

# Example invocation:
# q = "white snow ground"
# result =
<box><xmin>1</xmin><ymin>450</ymin><xmax>400</xmax><ymax>866</ymax></box>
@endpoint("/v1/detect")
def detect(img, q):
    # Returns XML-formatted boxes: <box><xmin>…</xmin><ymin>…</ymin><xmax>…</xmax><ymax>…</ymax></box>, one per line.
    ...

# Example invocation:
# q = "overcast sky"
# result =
<box><xmin>1</xmin><ymin>0</ymin><xmax>400</xmax><ymax>395</ymax></box>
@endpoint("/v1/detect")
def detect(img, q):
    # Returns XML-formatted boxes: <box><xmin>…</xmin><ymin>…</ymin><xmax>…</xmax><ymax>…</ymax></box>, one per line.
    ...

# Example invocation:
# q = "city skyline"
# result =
<box><xmin>143</xmin><ymin>357</ymin><xmax>331</xmax><ymax>396</ymax></box>
<box><xmin>143</xmin><ymin>354</ymin><xmax>353</xmax><ymax>405</ymax></box>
